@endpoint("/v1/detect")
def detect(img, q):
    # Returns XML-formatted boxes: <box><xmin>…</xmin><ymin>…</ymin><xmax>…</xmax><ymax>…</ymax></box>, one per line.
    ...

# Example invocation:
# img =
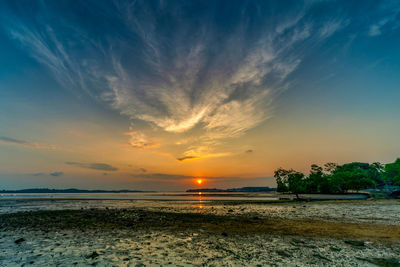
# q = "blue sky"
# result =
<box><xmin>0</xmin><ymin>0</ymin><xmax>399</xmax><ymax>190</ymax></box>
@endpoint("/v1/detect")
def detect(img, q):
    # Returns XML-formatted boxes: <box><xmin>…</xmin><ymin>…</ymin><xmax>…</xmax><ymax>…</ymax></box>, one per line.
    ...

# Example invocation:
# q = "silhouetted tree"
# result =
<box><xmin>274</xmin><ymin>168</ymin><xmax>305</xmax><ymax>199</ymax></box>
<box><xmin>274</xmin><ymin>168</ymin><xmax>291</xmax><ymax>192</ymax></box>
<box><xmin>324</xmin><ymin>162</ymin><xmax>338</xmax><ymax>174</ymax></box>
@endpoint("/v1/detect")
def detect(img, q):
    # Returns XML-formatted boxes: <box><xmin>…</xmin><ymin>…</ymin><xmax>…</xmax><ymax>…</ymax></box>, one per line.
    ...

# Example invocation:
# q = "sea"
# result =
<box><xmin>0</xmin><ymin>192</ymin><xmax>278</xmax><ymax>214</ymax></box>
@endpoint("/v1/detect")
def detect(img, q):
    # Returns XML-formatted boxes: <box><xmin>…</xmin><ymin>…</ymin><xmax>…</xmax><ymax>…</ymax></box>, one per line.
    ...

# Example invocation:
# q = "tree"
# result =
<box><xmin>324</xmin><ymin>162</ymin><xmax>338</xmax><ymax>174</ymax></box>
<box><xmin>328</xmin><ymin>171</ymin><xmax>347</xmax><ymax>193</ymax></box>
<box><xmin>274</xmin><ymin>168</ymin><xmax>305</xmax><ymax>199</ymax></box>
<box><xmin>384</xmin><ymin>158</ymin><xmax>400</xmax><ymax>186</ymax></box>
<box><xmin>368</xmin><ymin>162</ymin><xmax>385</xmax><ymax>186</ymax></box>
<box><xmin>304</xmin><ymin>164</ymin><xmax>324</xmax><ymax>193</ymax></box>
<box><xmin>287</xmin><ymin>171</ymin><xmax>305</xmax><ymax>199</ymax></box>
<box><xmin>330</xmin><ymin>162</ymin><xmax>376</xmax><ymax>192</ymax></box>
<box><xmin>274</xmin><ymin>168</ymin><xmax>291</xmax><ymax>192</ymax></box>
<box><xmin>274</xmin><ymin>160</ymin><xmax>388</xmax><ymax>197</ymax></box>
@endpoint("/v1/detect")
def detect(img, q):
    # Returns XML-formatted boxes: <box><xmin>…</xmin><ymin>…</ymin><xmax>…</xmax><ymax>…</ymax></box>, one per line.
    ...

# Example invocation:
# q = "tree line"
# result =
<box><xmin>274</xmin><ymin>158</ymin><xmax>400</xmax><ymax>198</ymax></box>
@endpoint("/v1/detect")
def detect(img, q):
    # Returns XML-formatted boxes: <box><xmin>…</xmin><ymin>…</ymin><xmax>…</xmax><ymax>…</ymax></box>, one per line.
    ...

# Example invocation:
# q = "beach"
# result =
<box><xmin>1</xmin><ymin>198</ymin><xmax>400</xmax><ymax>266</ymax></box>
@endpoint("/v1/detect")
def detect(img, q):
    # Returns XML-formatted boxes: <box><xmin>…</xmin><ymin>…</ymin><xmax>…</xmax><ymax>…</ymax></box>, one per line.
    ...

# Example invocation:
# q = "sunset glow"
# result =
<box><xmin>1</xmin><ymin>1</ymin><xmax>400</xmax><ymax>266</ymax></box>
<box><xmin>0</xmin><ymin>1</ymin><xmax>399</xmax><ymax>192</ymax></box>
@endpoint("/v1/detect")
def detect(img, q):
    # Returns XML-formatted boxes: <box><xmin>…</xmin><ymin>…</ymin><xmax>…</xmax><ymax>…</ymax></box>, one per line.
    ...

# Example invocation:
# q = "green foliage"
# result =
<box><xmin>384</xmin><ymin>158</ymin><xmax>400</xmax><ymax>186</ymax></box>
<box><xmin>370</xmin><ymin>162</ymin><xmax>385</xmax><ymax>185</ymax></box>
<box><xmin>304</xmin><ymin>164</ymin><xmax>323</xmax><ymax>192</ymax></box>
<box><xmin>274</xmin><ymin>168</ymin><xmax>305</xmax><ymax>198</ymax></box>
<box><xmin>274</xmin><ymin>168</ymin><xmax>290</xmax><ymax>192</ymax></box>
<box><xmin>330</xmin><ymin>163</ymin><xmax>377</xmax><ymax>193</ymax></box>
<box><xmin>287</xmin><ymin>172</ymin><xmax>305</xmax><ymax>196</ymax></box>
<box><xmin>273</xmin><ymin>159</ymin><xmax>400</xmax><ymax>194</ymax></box>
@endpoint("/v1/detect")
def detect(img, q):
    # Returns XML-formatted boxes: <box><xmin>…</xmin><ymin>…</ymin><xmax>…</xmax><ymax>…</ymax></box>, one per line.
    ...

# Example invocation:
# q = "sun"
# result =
<box><xmin>196</xmin><ymin>179</ymin><xmax>203</xmax><ymax>185</ymax></box>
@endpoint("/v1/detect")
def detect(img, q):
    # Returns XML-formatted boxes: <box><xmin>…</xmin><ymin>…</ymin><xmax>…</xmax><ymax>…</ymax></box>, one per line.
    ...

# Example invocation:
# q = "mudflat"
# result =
<box><xmin>1</xmin><ymin>199</ymin><xmax>399</xmax><ymax>266</ymax></box>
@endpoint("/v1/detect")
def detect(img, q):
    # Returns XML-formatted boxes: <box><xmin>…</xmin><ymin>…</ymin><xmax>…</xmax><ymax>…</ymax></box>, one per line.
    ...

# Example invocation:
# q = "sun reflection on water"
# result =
<box><xmin>197</xmin><ymin>192</ymin><xmax>203</xmax><ymax>209</ymax></box>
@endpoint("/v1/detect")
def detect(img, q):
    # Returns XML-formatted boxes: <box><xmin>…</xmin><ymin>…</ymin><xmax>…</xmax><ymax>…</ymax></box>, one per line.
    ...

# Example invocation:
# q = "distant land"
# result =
<box><xmin>186</xmin><ymin>187</ymin><xmax>276</xmax><ymax>193</ymax></box>
<box><xmin>0</xmin><ymin>188</ymin><xmax>154</xmax><ymax>194</ymax></box>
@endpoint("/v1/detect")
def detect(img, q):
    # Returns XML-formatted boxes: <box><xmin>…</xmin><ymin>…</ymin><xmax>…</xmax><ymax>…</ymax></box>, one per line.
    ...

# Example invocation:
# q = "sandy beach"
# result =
<box><xmin>1</xmin><ymin>198</ymin><xmax>400</xmax><ymax>266</ymax></box>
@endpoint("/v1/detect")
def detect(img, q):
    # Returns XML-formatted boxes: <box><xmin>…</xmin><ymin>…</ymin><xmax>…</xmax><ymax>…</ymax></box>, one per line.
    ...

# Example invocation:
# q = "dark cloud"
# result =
<box><xmin>65</xmin><ymin>162</ymin><xmax>118</xmax><ymax>171</ymax></box>
<box><xmin>177</xmin><ymin>156</ymin><xmax>199</xmax><ymax>161</ymax></box>
<box><xmin>0</xmin><ymin>136</ymin><xmax>55</xmax><ymax>149</ymax></box>
<box><xmin>29</xmin><ymin>172</ymin><xmax>64</xmax><ymax>177</ymax></box>
<box><xmin>0</xmin><ymin>136</ymin><xmax>27</xmax><ymax>144</ymax></box>
<box><xmin>31</xmin><ymin>173</ymin><xmax>45</xmax><ymax>176</ymax></box>
<box><xmin>130</xmin><ymin>173</ymin><xmax>274</xmax><ymax>184</ymax></box>
<box><xmin>131</xmin><ymin>173</ymin><xmax>192</xmax><ymax>180</ymax></box>
<box><xmin>245</xmin><ymin>149</ymin><xmax>253</xmax><ymax>153</ymax></box>
<box><xmin>139</xmin><ymin>168</ymin><xmax>147</xmax><ymax>173</ymax></box>
<box><xmin>50</xmin><ymin>171</ymin><xmax>64</xmax><ymax>177</ymax></box>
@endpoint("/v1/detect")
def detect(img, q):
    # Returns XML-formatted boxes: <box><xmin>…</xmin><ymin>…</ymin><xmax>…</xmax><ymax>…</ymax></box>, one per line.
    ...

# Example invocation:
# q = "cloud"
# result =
<box><xmin>0</xmin><ymin>136</ymin><xmax>56</xmax><ymax>149</ymax></box>
<box><xmin>139</xmin><ymin>168</ymin><xmax>147</xmax><ymax>173</ymax></box>
<box><xmin>245</xmin><ymin>149</ymin><xmax>253</xmax><ymax>153</ymax></box>
<box><xmin>65</xmin><ymin>162</ymin><xmax>118</xmax><ymax>171</ymax></box>
<box><xmin>130</xmin><ymin>173</ymin><xmax>248</xmax><ymax>181</ymax></box>
<box><xmin>50</xmin><ymin>171</ymin><xmax>64</xmax><ymax>177</ymax></box>
<box><xmin>125</xmin><ymin>131</ymin><xmax>159</xmax><ymax>149</ymax></box>
<box><xmin>31</xmin><ymin>173</ymin><xmax>46</xmax><ymax>176</ymax></box>
<box><xmin>1</xmin><ymin>1</ymin><xmax>374</xmax><ymax>158</ymax></box>
<box><xmin>131</xmin><ymin>173</ymin><xmax>192</xmax><ymax>181</ymax></box>
<box><xmin>177</xmin><ymin>156</ymin><xmax>199</xmax><ymax>162</ymax></box>
<box><xmin>319</xmin><ymin>19</ymin><xmax>348</xmax><ymax>38</ymax></box>
<box><xmin>368</xmin><ymin>3</ymin><xmax>400</xmax><ymax>36</ymax></box>
<box><xmin>130</xmin><ymin>173</ymin><xmax>274</xmax><ymax>185</ymax></box>
<box><xmin>369</xmin><ymin>17</ymin><xmax>395</xmax><ymax>36</ymax></box>
<box><xmin>29</xmin><ymin>172</ymin><xmax>63</xmax><ymax>176</ymax></box>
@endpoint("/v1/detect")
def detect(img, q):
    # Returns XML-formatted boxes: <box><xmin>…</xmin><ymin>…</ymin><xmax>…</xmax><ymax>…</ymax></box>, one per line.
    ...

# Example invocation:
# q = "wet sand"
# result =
<box><xmin>1</xmin><ymin>199</ymin><xmax>400</xmax><ymax>266</ymax></box>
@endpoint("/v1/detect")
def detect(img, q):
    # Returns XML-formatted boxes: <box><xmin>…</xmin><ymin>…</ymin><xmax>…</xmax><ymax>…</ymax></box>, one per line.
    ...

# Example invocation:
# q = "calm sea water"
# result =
<box><xmin>0</xmin><ymin>192</ymin><xmax>368</xmax><ymax>214</ymax></box>
<box><xmin>0</xmin><ymin>192</ymin><xmax>278</xmax><ymax>214</ymax></box>
<box><xmin>0</xmin><ymin>192</ymin><xmax>277</xmax><ymax>200</ymax></box>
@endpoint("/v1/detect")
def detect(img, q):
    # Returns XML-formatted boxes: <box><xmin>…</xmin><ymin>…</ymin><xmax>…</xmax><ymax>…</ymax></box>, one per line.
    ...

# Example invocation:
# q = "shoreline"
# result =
<box><xmin>1</xmin><ymin>199</ymin><xmax>399</xmax><ymax>266</ymax></box>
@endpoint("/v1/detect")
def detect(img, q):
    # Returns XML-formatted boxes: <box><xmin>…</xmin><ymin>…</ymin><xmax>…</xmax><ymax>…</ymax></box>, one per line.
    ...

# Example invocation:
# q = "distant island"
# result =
<box><xmin>186</xmin><ymin>186</ymin><xmax>276</xmax><ymax>193</ymax></box>
<box><xmin>0</xmin><ymin>188</ymin><xmax>154</xmax><ymax>194</ymax></box>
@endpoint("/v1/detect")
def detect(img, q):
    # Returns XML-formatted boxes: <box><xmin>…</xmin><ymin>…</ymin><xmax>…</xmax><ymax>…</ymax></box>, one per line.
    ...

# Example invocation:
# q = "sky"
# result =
<box><xmin>0</xmin><ymin>0</ymin><xmax>400</xmax><ymax>191</ymax></box>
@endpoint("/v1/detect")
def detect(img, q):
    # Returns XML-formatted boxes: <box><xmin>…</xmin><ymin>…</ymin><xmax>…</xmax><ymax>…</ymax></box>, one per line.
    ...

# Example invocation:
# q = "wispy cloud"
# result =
<box><xmin>0</xmin><ymin>136</ymin><xmax>56</xmax><ymax>150</ymax></box>
<box><xmin>2</xmin><ymin>1</ymin><xmax>377</xmax><ymax>159</ymax></box>
<box><xmin>368</xmin><ymin>3</ymin><xmax>400</xmax><ymax>36</ymax></box>
<box><xmin>65</xmin><ymin>162</ymin><xmax>118</xmax><ymax>171</ymax></box>
<box><xmin>319</xmin><ymin>19</ymin><xmax>349</xmax><ymax>38</ymax></box>
<box><xmin>124</xmin><ymin>131</ymin><xmax>159</xmax><ymax>149</ymax></box>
